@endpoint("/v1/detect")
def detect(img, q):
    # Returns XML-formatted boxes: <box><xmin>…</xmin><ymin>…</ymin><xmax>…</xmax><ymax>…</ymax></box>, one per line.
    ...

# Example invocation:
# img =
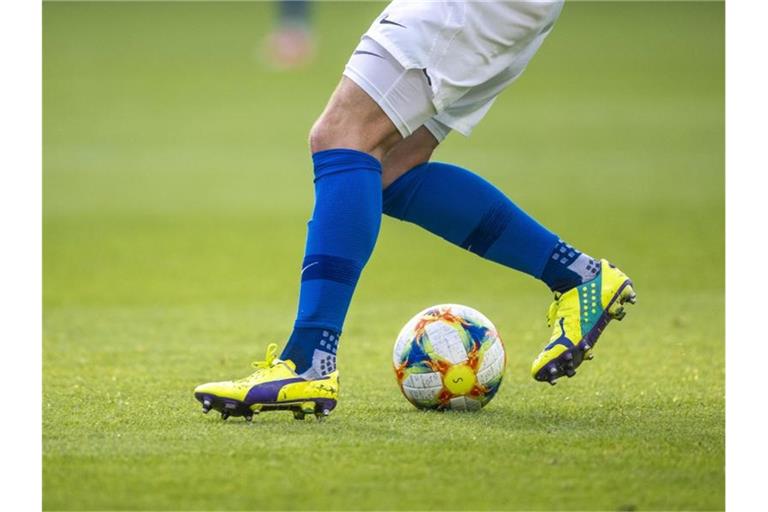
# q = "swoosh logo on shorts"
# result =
<box><xmin>379</xmin><ymin>15</ymin><xmax>406</xmax><ymax>28</ymax></box>
<box><xmin>353</xmin><ymin>50</ymin><xmax>383</xmax><ymax>59</ymax></box>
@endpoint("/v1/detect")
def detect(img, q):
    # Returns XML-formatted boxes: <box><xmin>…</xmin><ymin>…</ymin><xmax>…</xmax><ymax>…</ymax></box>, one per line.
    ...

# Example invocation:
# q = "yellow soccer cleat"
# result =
<box><xmin>194</xmin><ymin>343</ymin><xmax>339</xmax><ymax>421</ymax></box>
<box><xmin>531</xmin><ymin>259</ymin><xmax>636</xmax><ymax>384</ymax></box>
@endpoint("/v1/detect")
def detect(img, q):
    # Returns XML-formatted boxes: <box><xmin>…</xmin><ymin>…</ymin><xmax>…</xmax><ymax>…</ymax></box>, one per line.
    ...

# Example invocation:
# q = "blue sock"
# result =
<box><xmin>281</xmin><ymin>149</ymin><xmax>382</xmax><ymax>377</ymax></box>
<box><xmin>383</xmin><ymin>162</ymin><xmax>597</xmax><ymax>292</ymax></box>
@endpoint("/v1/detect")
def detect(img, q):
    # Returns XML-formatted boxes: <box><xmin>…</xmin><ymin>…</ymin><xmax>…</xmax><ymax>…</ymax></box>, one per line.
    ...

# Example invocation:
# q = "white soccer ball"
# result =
<box><xmin>393</xmin><ymin>304</ymin><xmax>506</xmax><ymax>410</ymax></box>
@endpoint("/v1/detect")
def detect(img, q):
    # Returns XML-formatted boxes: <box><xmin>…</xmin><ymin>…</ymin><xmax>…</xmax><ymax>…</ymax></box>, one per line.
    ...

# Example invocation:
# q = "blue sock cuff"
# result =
<box><xmin>383</xmin><ymin>162</ymin><xmax>431</xmax><ymax>218</ymax></box>
<box><xmin>312</xmin><ymin>149</ymin><xmax>382</xmax><ymax>181</ymax></box>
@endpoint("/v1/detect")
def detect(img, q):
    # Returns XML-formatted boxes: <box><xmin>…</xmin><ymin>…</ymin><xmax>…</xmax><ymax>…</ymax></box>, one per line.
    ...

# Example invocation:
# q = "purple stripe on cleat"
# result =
<box><xmin>243</xmin><ymin>377</ymin><xmax>306</xmax><ymax>404</ymax></box>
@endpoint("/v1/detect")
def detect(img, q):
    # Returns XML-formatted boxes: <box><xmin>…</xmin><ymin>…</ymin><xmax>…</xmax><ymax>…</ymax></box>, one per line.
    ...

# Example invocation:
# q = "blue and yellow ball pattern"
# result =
<box><xmin>393</xmin><ymin>304</ymin><xmax>506</xmax><ymax>411</ymax></box>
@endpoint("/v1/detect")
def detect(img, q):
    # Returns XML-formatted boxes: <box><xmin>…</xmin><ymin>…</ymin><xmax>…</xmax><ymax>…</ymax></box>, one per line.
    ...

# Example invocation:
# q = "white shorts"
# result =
<box><xmin>342</xmin><ymin>0</ymin><xmax>564</xmax><ymax>141</ymax></box>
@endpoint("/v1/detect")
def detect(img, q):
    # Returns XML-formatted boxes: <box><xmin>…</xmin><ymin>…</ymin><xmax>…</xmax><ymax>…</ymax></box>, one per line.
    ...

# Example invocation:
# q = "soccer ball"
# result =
<box><xmin>393</xmin><ymin>304</ymin><xmax>506</xmax><ymax>411</ymax></box>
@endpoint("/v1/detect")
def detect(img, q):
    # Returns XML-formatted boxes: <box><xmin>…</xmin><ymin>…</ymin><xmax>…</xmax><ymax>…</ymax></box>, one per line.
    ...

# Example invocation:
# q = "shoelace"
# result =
<box><xmin>546</xmin><ymin>292</ymin><xmax>563</xmax><ymax>328</ymax></box>
<box><xmin>234</xmin><ymin>343</ymin><xmax>279</xmax><ymax>384</ymax></box>
<box><xmin>251</xmin><ymin>343</ymin><xmax>279</xmax><ymax>370</ymax></box>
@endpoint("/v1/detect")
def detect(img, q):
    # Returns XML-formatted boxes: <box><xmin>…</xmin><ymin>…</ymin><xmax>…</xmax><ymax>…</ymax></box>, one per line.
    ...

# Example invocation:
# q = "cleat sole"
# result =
<box><xmin>194</xmin><ymin>392</ymin><xmax>337</xmax><ymax>422</ymax></box>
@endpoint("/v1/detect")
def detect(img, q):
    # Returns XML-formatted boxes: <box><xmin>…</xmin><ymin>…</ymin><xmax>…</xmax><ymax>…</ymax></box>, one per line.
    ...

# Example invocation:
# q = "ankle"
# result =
<box><xmin>541</xmin><ymin>240</ymin><xmax>600</xmax><ymax>293</ymax></box>
<box><xmin>281</xmin><ymin>327</ymin><xmax>339</xmax><ymax>377</ymax></box>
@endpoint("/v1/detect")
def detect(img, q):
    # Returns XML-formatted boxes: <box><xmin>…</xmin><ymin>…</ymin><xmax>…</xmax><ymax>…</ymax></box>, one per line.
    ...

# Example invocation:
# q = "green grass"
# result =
<box><xmin>43</xmin><ymin>1</ymin><xmax>724</xmax><ymax>510</ymax></box>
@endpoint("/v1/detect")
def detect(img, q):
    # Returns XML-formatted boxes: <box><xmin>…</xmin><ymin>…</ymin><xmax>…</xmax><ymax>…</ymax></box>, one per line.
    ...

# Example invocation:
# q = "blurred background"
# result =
<box><xmin>43</xmin><ymin>1</ymin><xmax>724</xmax><ymax>510</ymax></box>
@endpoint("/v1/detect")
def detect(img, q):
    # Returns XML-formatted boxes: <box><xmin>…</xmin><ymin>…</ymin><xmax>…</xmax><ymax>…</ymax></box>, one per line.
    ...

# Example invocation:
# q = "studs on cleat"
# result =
<box><xmin>544</xmin><ymin>364</ymin><xmax>560</xmax><ymax>385</ymax></box>
<box><xmin>620</xmin><ymin>285</ymin><xmax>637</xmax><ymax>305</ymax></box>
<box><xmin>608</xmin><ymin>297</ymin><xmax>628</xmax><ymax>320</ymax></box>
<box><xmin>563</xmin><ymin>351</ymin><xmax>573</xmax><ymax>362</ymax></box>
<box><xmin>195</xmin><ymin>395</ymin><xmax>335</xmax><ymax>422</ymax></box>
<box><xmin>606</xmin><ymin>283</ymin><xmax>636</xmax><ymax>321</ymax></box>
<box><xmin>565</xmin><ymin>367</ymin><xmax>576</xmax><ymax>378</ymax></box>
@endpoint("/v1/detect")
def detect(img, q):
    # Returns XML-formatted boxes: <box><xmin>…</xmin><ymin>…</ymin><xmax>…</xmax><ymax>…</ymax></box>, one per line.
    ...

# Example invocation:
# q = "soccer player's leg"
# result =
<box><xmin>382</xmin><ymin>122</ymin><xmax>636</xmax><ymax>385</ymax></box>
<box><xmin>194</xmin><ymin>77</ymin><xmax>399</xmax><ymax>420</ymax></box>
<box><xmin>194</xmin><ymin>38</ymin><xmax>441</xmax><ymax>419</ymax></box>
<box><xmin>194</xmin><ymin>77</ymin><xmax>398</xmax><ymax>420</ymax></box>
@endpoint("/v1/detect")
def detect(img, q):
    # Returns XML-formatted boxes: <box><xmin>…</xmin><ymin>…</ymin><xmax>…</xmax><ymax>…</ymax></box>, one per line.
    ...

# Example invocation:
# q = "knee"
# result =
<box><xmin>309</xmin><ymin>110</ymin><xmax>400</xmax><ymax>158</ymax></box>
<box><xmin>308</xmin><ymin>78</ymin><xmax>402</xmax><ymax>158</ymax></box>
<box><xmin>308</xmin><ymin>116</ymin><xmax>336</xmax><ymax>155</ymax></box>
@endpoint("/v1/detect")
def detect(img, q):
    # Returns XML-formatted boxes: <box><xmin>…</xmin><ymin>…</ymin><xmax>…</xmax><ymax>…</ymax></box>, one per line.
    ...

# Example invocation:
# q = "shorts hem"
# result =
<box><xmin>423</xmin><ymin>119</ymin><xmax>451</xmax><ymax>143</ymax></box>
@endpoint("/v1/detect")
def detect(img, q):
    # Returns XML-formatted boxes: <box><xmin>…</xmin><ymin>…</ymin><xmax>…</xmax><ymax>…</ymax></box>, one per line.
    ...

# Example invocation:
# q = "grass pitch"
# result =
<box><xmin>43</xmin><ymin>1</ymin><xmax>724</xmax><ymax>510</ymax></box>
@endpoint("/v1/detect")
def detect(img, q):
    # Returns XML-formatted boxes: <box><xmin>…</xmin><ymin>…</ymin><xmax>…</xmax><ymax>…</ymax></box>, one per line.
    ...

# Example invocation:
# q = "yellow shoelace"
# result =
<box><xmin>546</xmin><ymin>292</ymin><xmax>563</xmax><ymax>328</ymax></box>
<box><xmin>251</xmin><ymin>343</ymin><xmax>279</xmax><ymax>370</ymax></box>
<box><xmin>233</xmin><ymin>343</ymin><xmax>279</xmax><ymax>385</ymax></box>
